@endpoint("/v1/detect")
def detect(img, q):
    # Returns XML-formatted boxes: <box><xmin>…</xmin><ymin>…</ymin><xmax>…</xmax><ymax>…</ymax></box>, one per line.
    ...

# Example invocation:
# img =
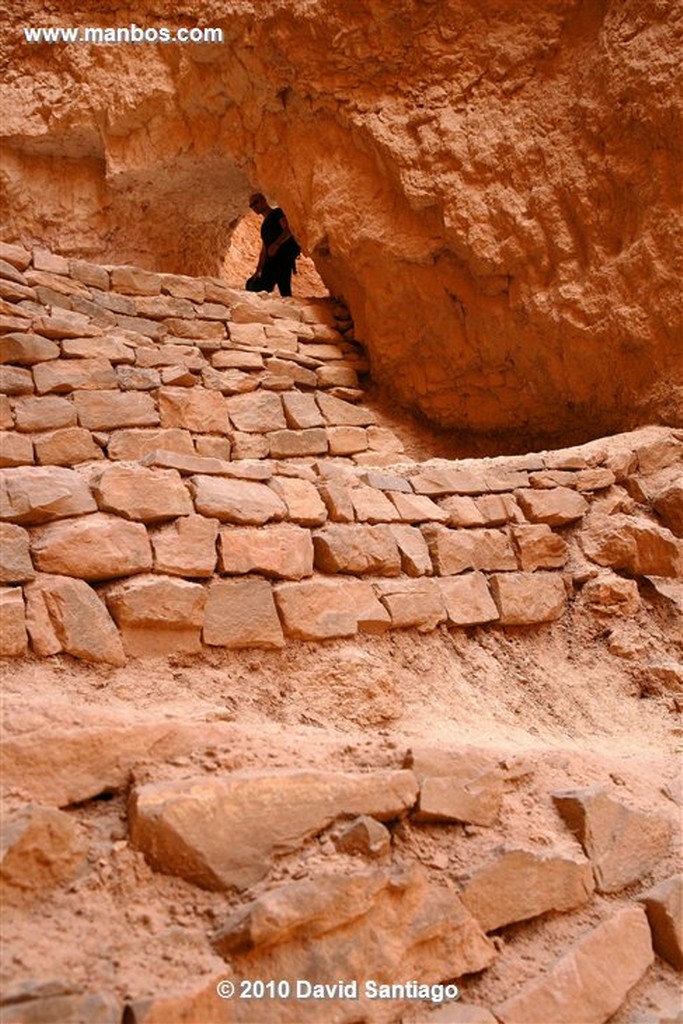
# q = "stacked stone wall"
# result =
<box><xmin>1</xmin><ymin>242</ymin><xmax>682</xmax><ymax>665</ymax></box>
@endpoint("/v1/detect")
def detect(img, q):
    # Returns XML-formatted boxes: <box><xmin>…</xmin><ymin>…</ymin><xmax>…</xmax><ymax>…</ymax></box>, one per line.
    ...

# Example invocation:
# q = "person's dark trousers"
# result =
<box><xmin>260</xmin><ymin>254</ymin><xmax>293</xmax><ymax>297</ymax></box>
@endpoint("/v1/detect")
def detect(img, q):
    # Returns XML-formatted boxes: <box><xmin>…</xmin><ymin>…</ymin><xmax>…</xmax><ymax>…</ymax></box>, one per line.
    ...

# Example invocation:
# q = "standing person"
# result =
<box><xmin>246</xmin><ymin>193</ymin><xmax>301</xmax><ymax>297</ymax></box>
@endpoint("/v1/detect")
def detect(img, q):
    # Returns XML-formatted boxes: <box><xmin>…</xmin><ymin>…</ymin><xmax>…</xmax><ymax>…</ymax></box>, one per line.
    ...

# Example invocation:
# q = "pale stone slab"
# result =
<box><xmin>219</xmin><ymin>524</ymin><xmax>314</xmax><ymax>580</ymax></box>
<box><xmin>0</xmin><ymin>523</ymin><xmax>34</xmax><ymax>582</ymax></box>
<box><xmin>0</xmin><ymin>332</ymin><xmax>60</xmax><ymax>365</ymax></box>
<box><xmin>389</xmin><ymin>523</ymin><xmax>433</xmax><ymax>576</ymax></box>
<box><xmin>438</xmin><ymin>495</ymin><xmax>485</xmax><ymax>528</ymax></box>
<box><xmin>553</xmin><ymin>787</ymin><xmax>673</xmax><ymax>893</ymax></box>
<box><xmin>494</xmin><ymin>905</ymin><xmax>653</xmax><ymax>1024</ymax></box>
<box><xmin>0</xmin><ymin>466</ymin><xmax>96</xmax><ymax>524</ymax></box>
<box><xmin>151</xmin><ymin>514</ymin><xmax>218</xmax><ymax>578</ymax></box>
<box><xmin>639</xmin><ymin>874</ymin><xmax>683</xmax><ymax>971</ymax></box>
<box><xmin>512</xmin><ymin>523</ymin><xmax>568</xmax><ymax>570</ymax></box>
<box><xmin>516</xmin><ymin>486</ymin><xmax>589</xmax><ymax>525</ymax></box>
<box><xmin>490</xmin><ymin>572</ymin><xmax>567</xmax><ymax>624</ymax></box>
<box><xmin>136</xmin><ymin>344</ymin><xmax>202</xmax><ymax>369</ymax></box>
<box><xmin>275</xmin><ymin>579</ymin><xmax>390</xmax><ymax>639</ymax></box>
<box><xmin>0</xmin><ymin>431</ymin><xmax>34</xmax><ymax>467</ymax></box>
<box><xmin>93</xmin><ymin>464</ymin><xmax>192</xmax><ymax>522</ymax></box>
<box><xmin>313</xmin><ymin>524</ymin><xmax>401</xmax><ymax>576</ymax></box>
<box><xmin>269</xmin><ymin>476</ymin><xmax>327</xmax><ymax>526</ymax></box>
<box><xmin>581</xmin><ymin>513</ymin><xmax>683</xmax><ymax>578</ymax></box>
<box><xmin>110</xmin><ymin>265</ymin><xmax>162</xmax><ymax>295</ymax></box>
<box><xmin>33</xmin><ymin>427</ymin><xmax>102</xmax><ymax>466</ymax></box>
<box><xmin>390</xmin><ymin>491</ymin><xmax>449</xmax><ymax>522</ymax></box>
<box><xmin>226</xmin><ymin>391</ymin><xmax>286</xmax><ymax>433</ymax></box>
<box><xmin>349</xmin><ymin>484</ymin><xmax>400</xmax><ymax>523</ymax></box>
<box><xmin>326</xmin><ymin>425</ymin><xmax>368</xmax><ymax>455</ymax></box>
<box><xmin>1</xmin><ymin>806</ymin><xmax>86</xmax><ymax>891</ymax></box>
<box><xmin>31</xmin><ymin>513</ymin><xmax>152</xmax><ymax>580</ymax></box>
<box><xmin>282</xmin><ymin>391</ymin><xmax>325</xmax><ymax>429</ymax></box>
<box><xmin>423</xmin><ymin>525</ymin><xmax>474</xmax><ymax>574</ymax></box>
<box><xmin>415</xmin><ymin>771</ymin><xmax>503</xmax><ymax>827</ymax></box>
<box><xmin>268</xmin><ymin>428</ymin><xmax>328</xmax><ymax>458</ymax></box>
<box><xmin>377</xmin><ymin>579</ymin><xmax>446</xmax><ymax>631</ymax></box>
<box><xmin>437</xmin><ymin>573</ymin><xmax>500</xmax><ymax>626</ymax></box>
<box><xmin>33</xmin><ymin>358</ymin><xmax>117</xmax><ymax>394</ymax></box>
<box><xmin>412</xmin><ymin>466</ymin><xmax>487</xmax><ymax>496</ymax></box>
<box><xmin>12</xmin><ymin>399</ymin><xmax>97</xmax><ymax>444</ymax></box>
<box><xmin>316</xmin><ymin>391</ymin><xmax>376</xmax><ymax>426</ymax></box>
<box><xmin>107</xmin><ymin>428</ymin><xmax>194</xmax><ymax>461</ymax></box>
<box><xmin>24</xmin><ymin>574</ymin><xmax>125</xmax><ymax>665</ymax></box>
<box><xmin>61</xmin><ymin>335</ymin><xmax>135</xmax><ymax>363</ymax></box>
<box><xmin>203</xmin><ymin>578</ymin><xmax>284</xmax><ymax>649</ymax></box>
<box><xmin>191</xmin><ymin>476</ymin><xmax>285</xmax><ymax>525</ymax></box>
<box><xmin>116</xmin><ymin>365</ymin><xmax>161</xmax><ymax>390</ymax></box>
<box><xmin>73</xmin><ymin>391</ymin><xmax>159</xmax><ymax>430</ymax></box>
<box><xmin>0</xmin><ymin>586</ymin><xmax>28</xmax><ymax>656</ymax></box>
<box><xmin>105</xmin><ymin>574</ymin><xmax>206</xmax><ymax>656</ymax></box>
<box><xmin>461</xmin><ymin>848</ymin><xmax>594</xmax><ymax>930</ymax></box>
<box><xmin>130</xmin><ymin>769</ymin><xmax>419</xmax><ymax>889</ymax></box>
<box><xmin>158</xmin><ymin>387</ymin><xmax>229</xmax><ymax>433</ymax></box>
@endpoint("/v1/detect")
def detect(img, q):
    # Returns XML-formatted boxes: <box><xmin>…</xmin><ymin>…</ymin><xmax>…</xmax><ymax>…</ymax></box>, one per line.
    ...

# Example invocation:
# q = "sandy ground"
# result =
<box><xmin>2</xmin><ymin>594</ymin><xmax>681</xmax><ymax>1022</ymax></box>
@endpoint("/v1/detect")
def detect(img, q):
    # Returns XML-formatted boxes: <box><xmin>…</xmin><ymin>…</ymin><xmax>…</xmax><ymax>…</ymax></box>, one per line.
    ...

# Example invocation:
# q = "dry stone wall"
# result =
<box><xmin>1</xmin><ymin>241</ymin><xmax>682</xmax><ymax>666</ymax></box>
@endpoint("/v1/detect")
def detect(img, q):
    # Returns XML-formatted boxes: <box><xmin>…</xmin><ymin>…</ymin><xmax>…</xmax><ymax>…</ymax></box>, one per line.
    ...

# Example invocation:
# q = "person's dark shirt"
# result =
<box><xmin>260</xmin><ymin>207</ymin><xmax>286</xmax><ymax>248</ymax></box>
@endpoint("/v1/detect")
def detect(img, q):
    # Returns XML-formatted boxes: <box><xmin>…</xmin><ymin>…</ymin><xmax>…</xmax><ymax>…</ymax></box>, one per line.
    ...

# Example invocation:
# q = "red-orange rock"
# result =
<box><xmin>388</xmin><ymin>523</ymin><xmax>433</xmax><ymax>576</ymax></box>
<box><xmin>0</xmin><ymin>332</ymin><xmax>59</xmax><ymax>365</ymax></box>
<box><xmin>269</xmin><ymin>476</ymin><xmax>327</xmax><ymax>526</ymax></box>
<box><xmin>73</xmin><ymin>391</ymin><xmax>159</xmax><ymax>431</ymax></box>
<box><xmin>191</xmin><ymin>476</ymin><xmax>286</xmax><ymax>524</ymax></box>
<box><xmin>515</xmin><ymin>486</ymin><xmax>589</xmax><ymax>525</ymax></box>
<box><xmin>313</xmin><ymin>524</ymin><xmax>401</xmax><ymax>576</ymax></box>
<box><xmin>511</xmin><ymin>524</ymin><xmax>568</xmax><ymax>571</ymax></box>
<box><xmin>203</xmin><ymin>578</ymin><xmax>284</xmax><ymax>648</ymax></box>
<box><xmin>219</xmin><ymin>524</ymin><xmax>314</xmax><ymax>579</ymax></box>
<box><xmin>377</xmin><ymin>579</ymin><xmax>446</xmax><ymax>631</ymax></box>
<box><xmin>0</xmin><ymin>586</ymin><xmax>27</xmax><ymax>656</ymax></box>
<box><xmin>494</xmin><ymin>906</ymin><xmax>653</xmax><ymax>1024</ymax></box>
<box><xmin>226</xmin><ymin>391</ymin><xmax>286</xmax><ymax>432</ymax></box>
<box><xmin>31</xmin><ymin>513</ymin><xmax>152</xmax><ymax>580</ymax></box>
<box><xmin>436</xmin><ymin>573</ymin><xmax>500</xmax><ymax>626</ymax></box>
<box><xmin>150</xmin><ymin>514</ymin><xmax>218</xmax><ymax>577</ymax></box>
<box><xmin>0</xmin><ymin>523</ymin><xmax>34</xmax><ymax>582</ymax></box>
<box><xmin>130</xmin><ymin>770</ymin><xmax>419</xmax><ymax>889</ymax></box>
<box><xmin>0</xmin><ymin>431</ymin><xmax>33</xmax><ymax>467</ymax></box>
<box><xmin>0</xmin><ymin>466</ymin><xmax>96</xmax><ymax>524</ymax></box>
<box><xmin>581</xmin><ymin>513</ymin><xmax>683</xmax><ymax>577</ymax></box>
<box><xmin>490</xmin><ymin>572</ymin><xmax>566</xmax><ymax>624</ymax></box>
<box><xmin>24</xmin><ymin>574</ymin><xmax>125</xmax><ymax>665</ymax></box>
<box><xmin>0</xmin><ymin>806</ymin><xmax>87</xmax><ymax>891</ymax></box>
<box><xmin>639</xmin><ymin>874</ymin><xmax>683</xmax><ymax>971</ymax></box>
<box><xmin>552</xmin><ymin>787</ymin><xmax>673</xmax><ymax>893</ymax></box>
<box><xmin>274</xmin><ymin>579</ymin><xmax>390</xmax><ymax>639</ymax></box>
<box><xmin>33</xmin><ymin>427</ymin><xmax>102</xmax><ymax>466</ymax></box>
<box><xmin>268</xmin><ymin>428</ymin><xmax>328</xmax><ymax>458</ymax></box>
<box><xmin>33</xmin><ymin>358</ymin><xmax>117</xmax><ymax>394</ymax></box>
<box><xmin>107</xmin><ymin>427</ymin><xmax>194</xmax><ymax>461</ymax></box>
<box><xmin>105</xmin><ymin>574</ymin><xmax>207</xmax><ymax>656</ymax></box>
<box><xmin>460</xmin><ymin>848</ymin><xmax>594</xmax><ymax>931</ymax></box>
<box><xmin>92</xmin><ymin>464</ymin><xmax>192</xmax><ymax>522</ymax></box>
<box><xmin>415</xmin><ymin>770</ymin><xmax>503</xmax><ymax>827</ymax></box>
<box><xmin>158</xmin><ymin>387</ymin><xmax>229</xmax><ymax>433</ymax></box>
<box><xmin>581</xmin><ymin>573</ymin><xmax>641</xmax><ymax>615</ymax></box>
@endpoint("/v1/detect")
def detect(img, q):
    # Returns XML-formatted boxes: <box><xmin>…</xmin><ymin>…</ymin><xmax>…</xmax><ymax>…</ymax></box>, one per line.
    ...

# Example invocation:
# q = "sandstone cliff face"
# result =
<box><xmin>1</xmin><ymin>0</ymin><xmax>681</xmax><ymax>441</ymax></box>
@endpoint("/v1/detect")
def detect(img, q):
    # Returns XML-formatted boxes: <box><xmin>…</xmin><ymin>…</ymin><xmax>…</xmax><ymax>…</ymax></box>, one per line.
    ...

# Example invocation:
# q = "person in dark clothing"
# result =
<box><xmin>246</xmin><ymin>193</ymin><xmax>301</xmax><ymax>297</ymax></box>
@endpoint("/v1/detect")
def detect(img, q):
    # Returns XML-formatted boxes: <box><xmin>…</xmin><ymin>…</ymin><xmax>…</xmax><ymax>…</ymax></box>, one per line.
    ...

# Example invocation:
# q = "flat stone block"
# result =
<box><xmin>73</xmin><ymin>391</ymin><xmax>159</xmax><ymax>431</ymax></box>
<box><xmin>275</xmin><ymin>579</ymin><xmax>390</xmax><ymax>639</ymax></box>
<box><xmin>151</xmin><ymin>514</ymin><xmax>218</xmax><ymax>578</ymax></box>
<box><xmin>219</xmin><ymin>524</ymin><xmax>314</xmax><ymax>580</ymax></box>
<box><xmin>93</xmin><ymin>464</ymin><xmax>192</xmax><ymax>522</ymax></box>
<box><xmin>191</xmin><ymin>476</ymin><xmax>286</xmax><ymax>524</ymax></box>
<box><xmin>105</xmin><ymin>574</ymin><xmax>206</xmax><ymax>656</ymax></box>
<box><xmin>158</xmin><ymin>387</ymin><xmax>229</xmax><ymax>433</ymax></box>
<box><xmin>33</xmin><ymin>427</ymin><xmax>102</xmax><ymax>466</ymax></box>
<box><xmin>490</xmin><ymin>572</ymin><xmax>566</xmax><ymax>625</ymax></box>
<box><xmin>0</xmin><ymin>586</ymin><xmax>28</xmax><ymax>656</ymax></box>
<box><xmin>268</xmin><ymin>428</ymin><xmax>329</xmax><ymax>458</ymax></box>
<box><xmin>0</xmin><ymin>466</ymin><xmax>96</xmax><ymax>524</ymax></box>
<box><xmin>313</xmin><ymin>524</ymin><xmax>401</xmax><ymax>576</ymax></box>
<box><xmin>437</xmin><ymin>573</ymin><xmax>500</xmax><ymax>626</ymax></box>
<box><xmin>203</xmin><ymin>578</ymin><xmax>284</xmax><ymax>648</ymax></box>
<box><xmin>31</xmin><ymin>513</ymin><xmax>152</xmax><ymax>581</ymax></box>
<box><xmin>33</xmin><ymin>358</ymin><xmax>117</xmax><ymax>394</ymax></box>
